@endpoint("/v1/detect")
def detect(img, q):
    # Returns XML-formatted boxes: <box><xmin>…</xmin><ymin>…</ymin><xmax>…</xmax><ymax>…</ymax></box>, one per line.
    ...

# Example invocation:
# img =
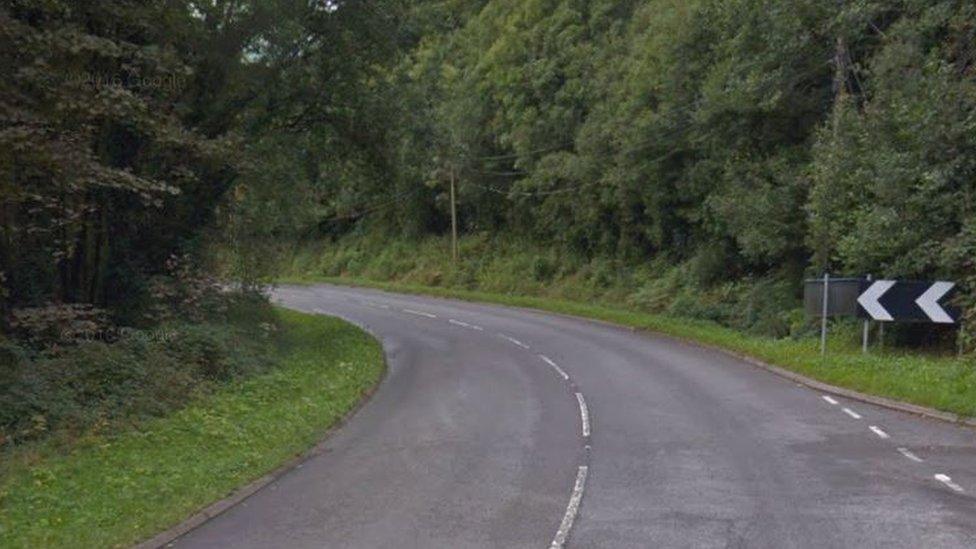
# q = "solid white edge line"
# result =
<box><xmin>540</xmin><ymin>354</ymin><xmax>570</xmax><ymax>381</ymax></box>
<box><xmin>575</xmin><ymin>393</ymin><xmax>590</xmax><ymax>438</ymax></box>
<box><xmin>549</xmin><ymin>465</ymin><xmax>588</xmax><ymax>549</ymax></box>
<box><xmin>897</xmin><ymin>447</ymin><xmax>923</xmax><ymax>463</ymax></box>
<box><xmin>822</xmin><ymin>395</ymin><xmax>839</xmax><ymax>405</ymax></box>
<box><xmin>869</xmin><ymin>425</ymin><xmax>890</xmax><ymax>439</ymax></box>
<box><xmin>935</xmin><ymin>474</ymin><xmax>964</xmax><ymax>493</ymax></box>
<box><xmin>403</xmin><ymin>309</ymin><xmax>437</xmax><ymax>318</ymax></box>
<box><xmin>842</xmin><ymin>407</ymin><xmax>862</xmax><ymax>419</ymax></box>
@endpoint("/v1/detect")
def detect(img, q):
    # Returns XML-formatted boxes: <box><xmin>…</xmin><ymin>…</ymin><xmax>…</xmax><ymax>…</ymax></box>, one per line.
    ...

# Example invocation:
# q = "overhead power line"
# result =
<box><xmin>321</xmin><ymin>187</ymin><xmax>425</xmax><ymax>223</ymax></box>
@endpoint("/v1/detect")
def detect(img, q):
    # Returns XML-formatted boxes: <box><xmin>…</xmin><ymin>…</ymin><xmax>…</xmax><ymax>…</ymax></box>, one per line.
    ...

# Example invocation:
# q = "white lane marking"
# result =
<box><xmin>935</xmin><ymin>474</ymin><xmax>964</xmax><ymax>493</ymax></box>
<box><xmin>403</xmin><ymin>309</ymin><xmax>437</xmax><ymax>319</ymax></box>
<box><xmin>449</xmin><ymin>319</ymin><xmax>486</xmax><ymax>331</ymax></box>
<box><xmin>842</xmin><ymin>407</ymin><xmax>862</xmax><ymax>419</ymax></box>
<box><xmin>549</xmin><ymin>465</ymin><xmax>588</xmax><ymax>549</ymax></box>
<box><xmin>575</xmin><ymin>393</ymin><xmax>590</xmax><ymax>438</ymax></box>
<box><xmin>500</xmin><ymin>334</ymin><xmax>530</xmax><ymax>349</ymax></box>
<box><xmin>869</xmin><ymin>425</ymin><xmax>890</xmax><ymax>439</ymax></box>
<box><xmin>897</xmin><ymin>447</ymin><xmax>924</xmax><ymax>463</ymax></box>
<box><xmin>822</xmin><ymin>395</ymin><xmax>839</xmax><ymax>405</ymax></box>
<box><xmin>540</xmin><ymin>354</ymin><xmax>569</xmax><ymax>381</ymax></box>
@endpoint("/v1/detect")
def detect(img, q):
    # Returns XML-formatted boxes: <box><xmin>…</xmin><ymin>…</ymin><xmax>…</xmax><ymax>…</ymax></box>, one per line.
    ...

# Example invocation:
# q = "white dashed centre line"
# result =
<box><xmin>403</xmin><ymin>309</ymin><xmax>437</xmax><ymax>319</ymax></box>
<box><xmin>935</xmin><ymin>474</ymin><xmax>965</xmax><ymax>493</ymax></box>
<box><xmin>500</xmin><ymin>334</ymin><xmax>530</xmax><ymax>349</ymax></box>
<box><xmin>447</xmin><ymin>318</ymin><xmax>482</xmax><ymax>330</ymax></box>
<box><xmin>869</xmin><ymin>425</ymin><xmax>890</xmax><ymax>439</ymax></box>
<box><xmin>549</xmin><ymin>465</ymin><xmax>588</xmax><ymax>549</ymax></box>
<box><xmin>575</xmin><ymin>393</ymin><xmax>591</xmax><ymax>438</ymax></box>
<box><xmin>897</xmin><ymin>447</ymin><xmax>924</xmax><ymax>463</ymax></box>
<box><xmin>539</xmin><ymin>355</ymin><xmax>570</xmax><ymax>381</ymax></box>
<box><xmin>822</xmin><ymin>395</ymin><xmax>839</xmax><ymax>405</ymax></box>
<box><xmin>842</xmin><ymin>407</ymin><xmax>862</xmax><ymax>419</ymax></box>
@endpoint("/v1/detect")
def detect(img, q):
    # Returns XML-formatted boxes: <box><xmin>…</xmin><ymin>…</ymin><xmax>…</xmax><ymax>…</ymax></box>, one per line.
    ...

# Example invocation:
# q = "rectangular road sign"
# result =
<box><xmin>803</xmin><ymin>277</ymin><xmax>863</xmax><ymax>317</ymax></box>
<box><xmin>857</xmin><ymin>280</ymin><xmax>959</xmax><ymax>324</ymax></box>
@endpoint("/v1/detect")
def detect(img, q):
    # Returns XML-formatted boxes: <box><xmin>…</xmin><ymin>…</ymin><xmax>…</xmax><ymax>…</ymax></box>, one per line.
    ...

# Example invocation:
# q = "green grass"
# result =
<box><xmin>283</xmin><ymin>274</ymin><xmax>976</xmax><ymax>420</ymax></box>
<box><xmin>0</xmin><ymin>308</ymin><xmax>385</xmax><ymax>548</ymax></box>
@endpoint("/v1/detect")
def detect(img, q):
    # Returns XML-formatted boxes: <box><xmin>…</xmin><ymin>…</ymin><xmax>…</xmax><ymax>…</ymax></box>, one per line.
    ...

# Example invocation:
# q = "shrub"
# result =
<box><xmin>7</xmin><ymin>304</ymin><xmax>111</xmax><ymax>350</ymax></box>
<box><xmin>0</xmin><ymin>293</ymin><xmax>279</xmax><ymax>447</ymax></box>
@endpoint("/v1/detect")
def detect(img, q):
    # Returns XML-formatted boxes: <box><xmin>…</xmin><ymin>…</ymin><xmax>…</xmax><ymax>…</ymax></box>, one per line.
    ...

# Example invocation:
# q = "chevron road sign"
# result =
<box><xmin>857</xmin><ymin>280</ymin><xmax>959</xmax><ymax>324</ymax></box>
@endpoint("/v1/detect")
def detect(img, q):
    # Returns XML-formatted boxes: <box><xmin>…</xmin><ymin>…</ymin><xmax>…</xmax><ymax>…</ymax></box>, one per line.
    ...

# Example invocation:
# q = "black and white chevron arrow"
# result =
<box><xmin>857</xmin><ymin>280</ymin><xmax>959</xmax><ymax>324</ymax></box>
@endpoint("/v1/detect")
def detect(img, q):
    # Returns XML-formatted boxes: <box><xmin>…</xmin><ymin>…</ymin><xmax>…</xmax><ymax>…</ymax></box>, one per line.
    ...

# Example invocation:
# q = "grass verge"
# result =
<box><xmin>0</xmin><ymin>308</ymin><xmax>384</xmax><ymax>548</ymax></box>
<box><xmin>283</xmin><ymin>275</ymin><xmax>976</xmax><ymax>420</ymax></box>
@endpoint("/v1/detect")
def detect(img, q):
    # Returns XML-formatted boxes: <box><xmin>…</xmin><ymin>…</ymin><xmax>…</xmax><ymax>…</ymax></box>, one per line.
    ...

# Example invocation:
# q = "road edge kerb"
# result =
<box><xmin>515</xmin><ymin>304</ymin><xmax>976</xmax><ymax>429</ymax></box>
<box><xmin>132</xmin><ymin>315</ymin><xmax>388</xmax><ymax>549</ymax></box>
<box><xmin>675</xmin><ymin>337</ymin><xmax>976</xmax><ymax>428</ymax></box>
<box><xmin>307</xmin><ymin>279</ymin><xmax>976</xmax><ymax>430</ymax></box>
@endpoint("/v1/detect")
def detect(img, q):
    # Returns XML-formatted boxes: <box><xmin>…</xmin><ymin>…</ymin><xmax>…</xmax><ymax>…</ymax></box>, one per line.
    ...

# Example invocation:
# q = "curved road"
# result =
<box><xmin>173</xmin><ymin>284</ymin><xmax>976</xmax><ymax>548</ymax></box>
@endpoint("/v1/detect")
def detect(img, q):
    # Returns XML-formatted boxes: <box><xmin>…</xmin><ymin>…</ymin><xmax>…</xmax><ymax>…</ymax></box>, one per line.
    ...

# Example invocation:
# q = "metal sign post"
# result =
<box><xmin>804</xmin><ymin>275</ymin><xmax>861</xmax><ymax>358</ymax></box>
<box><xmin>804</xmin><ymin>275</ymin><xmax>958</xmax><ymax>358</ymax></box>
<box><xmin>862</xmin><ymin>274</ymin><xmax>871</xmax><ymax>353</ymax></box>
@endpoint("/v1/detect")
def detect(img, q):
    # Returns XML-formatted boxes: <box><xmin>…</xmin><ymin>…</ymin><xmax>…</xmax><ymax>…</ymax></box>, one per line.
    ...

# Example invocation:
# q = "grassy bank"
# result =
<box><xmin>281</xmin><ymin>234</ymin><xmax>975</xmax><ymax>419</ymax></box>
<box><xmin>287</xmin><ymin>233</ymin><xmax>822</xmax><ymax>339</ymax></box>
<box><xmin>295</xmin><ymin>276</ymin><xmax>976</xmax><ymax>418</ymax></box>
<box><xmin>0</xmin><ymin>309</ymin><xmax>384</xmax><ymax>548</ymax></box>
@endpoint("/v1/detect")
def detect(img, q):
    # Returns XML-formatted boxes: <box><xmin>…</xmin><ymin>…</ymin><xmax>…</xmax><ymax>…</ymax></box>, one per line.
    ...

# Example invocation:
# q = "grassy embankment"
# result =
<box><xmin>0</xmin><ymin>309</ymin><xmax>384</xmax><ymax>548</ymax></box>
<box><xmin>283</xmin><ymin>234</ymin><xmax>976</xmax><ymax>419</ymax></box>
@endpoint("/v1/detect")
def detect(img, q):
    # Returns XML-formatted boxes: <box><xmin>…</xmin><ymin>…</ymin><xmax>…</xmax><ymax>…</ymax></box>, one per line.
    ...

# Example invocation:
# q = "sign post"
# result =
<box><xmin>804</xmin><ymin>276</ymin><xmax>959</xmax><ymax>357</ymax></box>
<box><xmin>862</xmin><ymin>275</ymin><xmax>871</xmax><ymax>353</ymax></box>
<box><xmin>804</xmin><ymin>276</ymin><xmax>863</xmax><ymax>358</ymax></box>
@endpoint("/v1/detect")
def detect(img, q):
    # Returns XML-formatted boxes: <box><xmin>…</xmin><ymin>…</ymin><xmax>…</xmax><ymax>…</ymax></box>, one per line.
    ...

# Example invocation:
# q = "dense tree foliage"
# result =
<box><xmin>0</xmin><ymin>0</ymin><xmax>406</xmax><ymax>323</ymax></box>
<box><xmin>3</xmin><ymin>0</ymin><xmax>975</xmax><ymax>347</ymax></box>
<box><xmin>305</xmin><ymin>0</ymin><xmax>976</xmax><ymax>346</ymax></box>
<box><xmin>0</xmin><ymin>0</ymin><xmax>410</xmax><ymax>442</ymax></box>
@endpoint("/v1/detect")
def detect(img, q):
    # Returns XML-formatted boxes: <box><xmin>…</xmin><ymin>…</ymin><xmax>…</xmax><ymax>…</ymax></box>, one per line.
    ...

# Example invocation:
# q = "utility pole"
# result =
<box><xmin>449</xmin><ymin>167</ymin><xmax>458</xmax><ymax>263</ymax></box>
<box><xmin>820</xmin><ymin>272</ymin><xmax>830</xmax><ymax>357</ymax></box>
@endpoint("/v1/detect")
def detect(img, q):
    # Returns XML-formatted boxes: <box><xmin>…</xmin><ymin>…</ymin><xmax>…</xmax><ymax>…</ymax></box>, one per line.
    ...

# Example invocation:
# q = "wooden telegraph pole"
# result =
<box><xmin>449</xmin><ymin>167</ymin><xmax>458</xmax><ymax>263</ymax></box>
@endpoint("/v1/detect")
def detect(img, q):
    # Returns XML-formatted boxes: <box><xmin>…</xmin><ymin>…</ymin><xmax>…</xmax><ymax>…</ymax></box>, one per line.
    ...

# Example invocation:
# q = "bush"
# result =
<box><xmin>729</xmin><ymin>278</ymin><xmax>800</xmax><ymax>337</ymax></box>
<box><xmin>7</xmin><ymin>304</ymin><xmax>111</xmax><ymax>350</ymax></box>
<box><xmin>689</xmin><ymin>242</ymin><xmax>735</xmax><ymax>287</ymax></box>
<box><xmin>0</xmin><ymin>293</ymin><xmax>279</xmax><ymax>447</ymax></box>
<box><xmin>532</xmin><ymin>256</ymin><xmax>557</xmax><ymax>283</ymax></box>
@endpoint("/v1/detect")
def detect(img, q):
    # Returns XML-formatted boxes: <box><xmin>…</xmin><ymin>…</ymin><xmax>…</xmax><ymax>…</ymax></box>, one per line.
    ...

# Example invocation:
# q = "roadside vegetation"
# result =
<box><xmin>0</xmin><ymin>309</ymin><xmax>384</xmax><ymax>548</ymax></box>
<box><xmin>284</xmin><ymin>235</ymin><xmax>976</xmax><ymax>419</ymax></box>
<box><xmin>2</xmin><ymin>3</ymin><xmax>396</xmax><ymax>546</ymax></box>
<box><xmin>3</xmin><ymin>0</ymin><xmax>976</xmax><ymax>543</ymax></box>
<box><xmin>278</xmin><ymin>0</ymin><xmax>976</xmax><ymax>412</ymax></box>
<box><xmin>288</xmin><ymin>0</ymin><xmax>976</xmax><ymax>351</ymax></box>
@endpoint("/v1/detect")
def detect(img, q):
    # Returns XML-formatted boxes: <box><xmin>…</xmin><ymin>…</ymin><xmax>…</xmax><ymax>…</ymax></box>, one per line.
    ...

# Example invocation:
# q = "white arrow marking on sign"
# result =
<box><xmin>858</xmin><ymin>280</ymin><xmax>896</xmax><ymax>321</ymax></box>
<box><xmin>916</xmin><ymin>281</ymin><xmax>955</xmax><ymax>323</ymax></box>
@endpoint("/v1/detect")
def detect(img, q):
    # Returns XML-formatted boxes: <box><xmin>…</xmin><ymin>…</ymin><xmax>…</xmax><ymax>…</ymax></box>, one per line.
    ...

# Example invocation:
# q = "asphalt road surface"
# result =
<box><xmin>173</xmin><ymin>284</ymin><xmax>976</xmax><ymax>548</ymax></box>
